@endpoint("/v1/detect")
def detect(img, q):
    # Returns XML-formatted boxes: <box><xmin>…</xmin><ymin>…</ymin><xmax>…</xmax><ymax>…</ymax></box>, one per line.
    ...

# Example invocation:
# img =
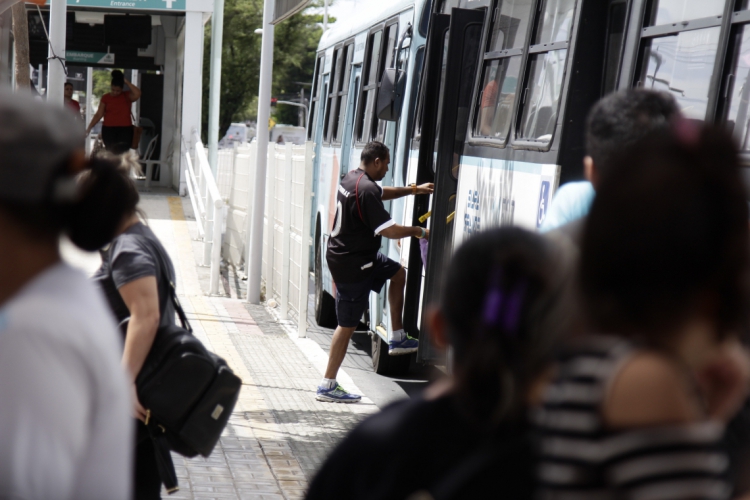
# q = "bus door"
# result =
<box><xmin>414</xmin><ymin>8</ymin><xmax>484</xmax><ymax>365</ymax></box>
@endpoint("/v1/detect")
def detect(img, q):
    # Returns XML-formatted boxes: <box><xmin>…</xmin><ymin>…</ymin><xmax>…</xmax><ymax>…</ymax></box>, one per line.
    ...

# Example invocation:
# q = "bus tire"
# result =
<box><xmin>314</xmin><ymin>239</ymin><xmax>337</xmax><ymax>328</ymax></box>
<box><xmin>371</xmin><ymin>333</ymin><xmax>411</xmax><ymax>376</ymax></box>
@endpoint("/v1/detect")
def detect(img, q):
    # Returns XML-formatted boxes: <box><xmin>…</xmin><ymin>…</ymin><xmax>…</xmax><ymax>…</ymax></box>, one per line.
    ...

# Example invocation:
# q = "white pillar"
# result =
<box><xmin>37</xmin><ymin>64</ymin><xmax>42</xmax><ymax>89</ymax></box>
<box><xmin>246</xmin><ymin>0</ymin><xmax>275</xmax><ymax>304</ymax></box>
<box><xmin>180</xmin><ymin>11</ymin><xmax>205</xmax><ymax>196</ymax></box>
<box><xmin>323</xmin><ymin>0</ymin><xmax>328</xmax><ymax>30</ymax></box>
<box><xmin>46</xmin><ymin>0</ymin><xmax>67</xmax><ymax>106</ymax></box>
<box><xmin>207</xmin><ymin>0</ymin><xmax>225</xmax><ymax>175</ymax></box>
<box><xmin>85</xmin><ymin>66</ymin><xmax>93</xmax><ymax>155</ymax></box>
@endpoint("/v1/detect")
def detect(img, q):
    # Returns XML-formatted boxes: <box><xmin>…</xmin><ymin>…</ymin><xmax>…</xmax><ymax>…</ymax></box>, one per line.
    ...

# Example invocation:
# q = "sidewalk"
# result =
<box><xmin>63</xmin><ymin>190</ymin><xmax>382</xmax><ymax>500</ymax></box>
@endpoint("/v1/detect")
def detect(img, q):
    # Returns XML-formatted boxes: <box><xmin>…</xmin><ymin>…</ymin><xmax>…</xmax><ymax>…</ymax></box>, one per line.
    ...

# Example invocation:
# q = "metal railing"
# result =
<box><xmin>184</xmin><ymin>129</ymin><xmax>224</xmax><ymax>296</ymax></box>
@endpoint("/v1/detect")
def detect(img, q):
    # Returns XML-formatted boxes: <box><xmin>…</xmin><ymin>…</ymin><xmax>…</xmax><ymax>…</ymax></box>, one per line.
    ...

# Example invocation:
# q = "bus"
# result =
<box><xmin>309</xmin><ymin>0</ymin><xmax>750</xmax><ymax>374</ymax></box>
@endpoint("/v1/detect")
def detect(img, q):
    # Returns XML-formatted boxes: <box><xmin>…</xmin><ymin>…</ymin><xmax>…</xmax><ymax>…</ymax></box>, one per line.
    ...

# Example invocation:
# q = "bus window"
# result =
<box><xmin>518</xmin><ymin>49</ymin><xmax>568</xmax><ymax>143</ymax></box>
<box><xmin>324</xmin><ymin>48</ymin><xmax>340</xmax><ymax>143</ymax></box>
<box><xmin>472</xmin><ymin>0</ymin><xmax>533</xmax><ymax>144</ymax></box>
<box><xmin>307</xmin><ymin>54</ymin><xmax>324</xmax><ymax>140</ymax></box>
<box><xmin>534</xmin><ymin>0</ymin><xmax>576</xmax><ymax>46</ymax></box>
<box><xmin>722</xmin><ymin>24</ymin><xmax>750</xmax><ymax>149</ymax></box>
<box><xmin>333</xmin><ymin>43</ymin><xmax>354</xmax><ymax>143</ymax></box>
<box><xmin>517</xmin><ymin>0</ymin><xmax>576</xmax><ymax>144</ymax></box>
<box><xmin>356</xmin><ymin>30</ymin><xmax>383</xmax><ymax>144</ymax></box>
<box><xmin>647</xmin><ymin>0</ymin><xmax>724</xmax><ymax>27</ymax></box>
<box><xmin>602</xmin><ymin>1</ymin><xmax>627</xmax><ymax>95</ymax></box>
<box><xmin>637</xmin><ymin>27</ymin><xmax>721</xmax><ymax>120</ymax></box>
<box><xmin>376</xmin><ymin>23</ymin><xmax>400</xmax><ymax>140</ymax></box>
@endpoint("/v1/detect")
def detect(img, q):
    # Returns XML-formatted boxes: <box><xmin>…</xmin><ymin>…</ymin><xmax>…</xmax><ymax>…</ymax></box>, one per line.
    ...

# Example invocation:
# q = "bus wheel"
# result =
<box><xmin>314</xmin><ymin>240</ymin><xmax>337</xmax><ymax>328</ymax></box>
<box><xmin>371</xmin><ymin>333</ymin><xmax>411</xmax><ymax>376</ymax></box>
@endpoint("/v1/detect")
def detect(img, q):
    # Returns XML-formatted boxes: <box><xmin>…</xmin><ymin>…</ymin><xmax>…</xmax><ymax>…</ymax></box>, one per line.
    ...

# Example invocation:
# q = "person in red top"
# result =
<box><xmin>85</xmin><ymin>70</ymin><xmax>141</xmax><ymax>154</ymax></box>
<box><xmin>64</xmin><ymin>82</ymin><xmax>81</xmax><ymax>118</ymax></box>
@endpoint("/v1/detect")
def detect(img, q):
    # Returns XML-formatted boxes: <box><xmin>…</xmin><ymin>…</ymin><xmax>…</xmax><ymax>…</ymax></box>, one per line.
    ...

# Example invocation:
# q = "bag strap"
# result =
<box><xmin>354</xmin><ymin>172</ymin><xmax>366</xmax><ymax>222</ymax></box>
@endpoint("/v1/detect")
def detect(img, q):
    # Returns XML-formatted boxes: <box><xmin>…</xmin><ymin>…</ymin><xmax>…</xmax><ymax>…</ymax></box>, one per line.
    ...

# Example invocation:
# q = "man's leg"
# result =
<box><xmin>388</xmin><ymin>267</ymin><xmax>406</xmax><ymax>332</ymax></box>
<box><xmin>324</xmin><ymin>325</ymin><xmax>357</xmax><ymax>380</ymax></box>
<box><xmin>387</xmin><ymin>266</ymin><xmax>418</xmax><ymax>355</ymax></box>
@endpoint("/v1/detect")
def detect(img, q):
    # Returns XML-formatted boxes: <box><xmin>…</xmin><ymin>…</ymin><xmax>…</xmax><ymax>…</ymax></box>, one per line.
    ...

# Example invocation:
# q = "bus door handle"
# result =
<box><xmin>446</xmin><ymin>212</ymin><xmax>455</xmax><ymax>223</ymax></box>
<box><xmin>419</xmin><ymin>211</ymin><xmax>432</xmax><ymax>223</ymax></box>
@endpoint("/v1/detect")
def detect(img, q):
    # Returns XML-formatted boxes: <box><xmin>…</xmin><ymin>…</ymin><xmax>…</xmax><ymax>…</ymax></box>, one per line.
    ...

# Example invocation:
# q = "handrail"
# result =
<box><xmin>184</xmin><ymin>152</ymin><xmax>205</xmax><ymax>238</ymax></box>
<box><xmin>193</xmin><ymin>130</ymin><xmax>223</xmax><ymax>203</ymax></box>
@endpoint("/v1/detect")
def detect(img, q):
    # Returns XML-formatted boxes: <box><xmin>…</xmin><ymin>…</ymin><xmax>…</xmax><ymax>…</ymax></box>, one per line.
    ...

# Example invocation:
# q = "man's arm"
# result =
<box><xmin>379</xmin><ymin>224</ymin><xmax>429</xmax><ymax>240</ymax></box>
<box><xmin>382</xmin><ymin>183</ymin><xmax>434</xmax><ymax>201</ymax></box>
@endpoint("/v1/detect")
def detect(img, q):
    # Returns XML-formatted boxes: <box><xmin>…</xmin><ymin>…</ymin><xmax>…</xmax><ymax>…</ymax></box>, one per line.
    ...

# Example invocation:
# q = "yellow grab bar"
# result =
<box><xmin>446</xmin><ymin>211</ymin><xmax>455</xmax><ymax>223</ymax></box>
<box><xmin>419</xmin><ymin>211</ymin><xmax>432</xmax><ymax>223</ymax></box>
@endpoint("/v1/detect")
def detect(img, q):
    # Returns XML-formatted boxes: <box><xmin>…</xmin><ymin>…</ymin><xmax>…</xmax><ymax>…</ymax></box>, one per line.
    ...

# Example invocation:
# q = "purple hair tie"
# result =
<box><xmin>481</xmin><ymin>269</ymin><xmax>527</xmax><ymax>337</ymax></box>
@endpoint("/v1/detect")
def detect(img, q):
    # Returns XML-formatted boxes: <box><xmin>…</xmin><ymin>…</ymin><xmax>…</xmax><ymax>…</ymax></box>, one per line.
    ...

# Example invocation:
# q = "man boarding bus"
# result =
<box><xmin>318</xmin><ymin>142</ymin><xmax>433</xmax><ymax>403</ymax></box>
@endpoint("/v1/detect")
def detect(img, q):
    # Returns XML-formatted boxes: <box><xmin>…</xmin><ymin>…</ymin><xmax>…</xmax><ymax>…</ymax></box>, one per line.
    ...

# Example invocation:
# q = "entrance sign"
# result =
<box><xmin>271</xmin><ymin>0</ymin><xmax>309</xmax><ymax>24</ymax></box>
<box><xmin>67</xmin><ymin>0</ymin><xmax>186</xmax><ymax>11</ymax></box>
<box><xmin>66</xmin><ymin>50</ymin><xmax>115</xmax><ymax>64</ymax></box>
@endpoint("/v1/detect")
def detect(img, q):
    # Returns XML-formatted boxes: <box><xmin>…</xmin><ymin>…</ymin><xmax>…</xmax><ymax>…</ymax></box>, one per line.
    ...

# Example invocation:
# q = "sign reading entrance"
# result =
<box><xmin>67</xmin><ymin>0</ymin><xmax>186</xmax><ymax>11</ymax></box>
<box><xmin>66</xmin><ymin>51</ymin><xmax>115</xmax><ymax>64</ymax></box>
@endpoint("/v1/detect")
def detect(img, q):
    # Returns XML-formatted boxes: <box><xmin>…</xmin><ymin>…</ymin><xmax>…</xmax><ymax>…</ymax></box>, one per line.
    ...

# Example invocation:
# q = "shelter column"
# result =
<box><xmin>47</xmin><ymin>0</ymin><xmax>66</xmax><ymax>105</ymax></box>
<box><xmin>180</xmin><ymin>10</ymin><xmax>205</xmax><ymax>195</ymax></box>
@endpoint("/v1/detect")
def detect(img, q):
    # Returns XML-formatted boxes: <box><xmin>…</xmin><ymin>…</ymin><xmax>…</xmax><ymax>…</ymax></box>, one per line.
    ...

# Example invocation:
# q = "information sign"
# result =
<box><xmin>66</xmin><ymin>0</ymin><xmax>186</xmax><ymax>11</ymax></box>
<box><xmin>66</xmin><ymin>50</ymin><xmax>115</xmax><ymax>64</ymax></box>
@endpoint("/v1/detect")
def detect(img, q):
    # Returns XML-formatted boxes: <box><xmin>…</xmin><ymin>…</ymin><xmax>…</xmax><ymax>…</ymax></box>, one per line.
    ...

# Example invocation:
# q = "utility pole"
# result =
<box><xmin>10</xmin><ymin>2</ymin><xmax>30</xmax><ymax>89</ymax></box>
<box><xmin>46</xmin><ymin>0</ymin><xmax>66</xmax><ymax>105</ymax></box>
<box><xmin>207</xmin><ymin>0</ymin><xmax>225</xmax><ymax>175</ymax></box>
<box><xmin>323</xmin><ymin>0</ymin><xmax>327</xmax><ymax>30</ymax></box>
<box><xmin>246</xmin><ymin>0</ymin><xmax>275</xmax><ymax>304</ymax></box>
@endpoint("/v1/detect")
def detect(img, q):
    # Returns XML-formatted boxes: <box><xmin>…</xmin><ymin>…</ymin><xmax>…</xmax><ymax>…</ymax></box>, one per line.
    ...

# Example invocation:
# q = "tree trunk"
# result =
<box><xmin>11</xmin><ymin>2</ymin><xmax>30</xmax><ymax>89</ymax></box>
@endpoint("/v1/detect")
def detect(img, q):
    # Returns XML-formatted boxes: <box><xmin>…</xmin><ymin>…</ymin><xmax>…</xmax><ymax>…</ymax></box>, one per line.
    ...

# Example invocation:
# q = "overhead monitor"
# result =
<box><xmin>272</xmin><ymin>0</ymin><xmax>311</xmax><ymax>24</ymax></box>
<box><xmin>104</xmin><ymin>15</ymin><xmax>151</xmax><ymax>48</ymax></box>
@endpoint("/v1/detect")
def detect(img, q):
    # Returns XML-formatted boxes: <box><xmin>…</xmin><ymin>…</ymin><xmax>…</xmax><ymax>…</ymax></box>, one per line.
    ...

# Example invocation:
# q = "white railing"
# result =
<box><xmin>184</xmin><ymin>129</ymin><xmax>224</xmax><ymax>296</ymax></box>
<box><xmin>219</xmin><ymin>140</ymin><xmax>313</xmax><ymax>337</ymax></box>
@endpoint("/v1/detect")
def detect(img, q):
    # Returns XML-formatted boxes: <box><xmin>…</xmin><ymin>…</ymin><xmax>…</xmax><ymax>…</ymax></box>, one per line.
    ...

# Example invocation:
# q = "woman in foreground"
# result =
<box><xmin>535</xmin><ymin>123</ymin><xmax>750</xmax><ymax>499</ymax></box>
<box><xmin>306</xmin><ymin>226</ymin><xmax>575</xmax><ymax>499</ymax></box>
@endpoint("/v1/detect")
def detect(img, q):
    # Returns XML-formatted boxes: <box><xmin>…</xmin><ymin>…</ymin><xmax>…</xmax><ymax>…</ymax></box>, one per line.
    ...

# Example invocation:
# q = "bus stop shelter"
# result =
<box><xmin>1</xmin><ymin>0</ymin><xmax>213</xmax><ymax>194</ymax></box>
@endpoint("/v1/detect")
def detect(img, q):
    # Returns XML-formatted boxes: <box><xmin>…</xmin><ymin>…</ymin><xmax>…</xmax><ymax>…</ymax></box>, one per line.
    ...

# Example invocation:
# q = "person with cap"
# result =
<box><xmin>0</xmin><ymin>88</ymin><xmax>133</xmax><ymax>499</ymax></box>
<box><xmin>319</xmin><ymin>141</ymin><xmax>433</xmax><ymax>403</ymax></box>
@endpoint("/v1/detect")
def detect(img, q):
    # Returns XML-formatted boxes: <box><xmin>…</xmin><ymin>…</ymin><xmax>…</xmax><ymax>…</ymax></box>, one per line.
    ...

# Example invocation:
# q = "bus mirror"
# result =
<box><xmin>376</xmin><ymin>68</ymin><xmax>406</xmax><ymax>122</ymax></box>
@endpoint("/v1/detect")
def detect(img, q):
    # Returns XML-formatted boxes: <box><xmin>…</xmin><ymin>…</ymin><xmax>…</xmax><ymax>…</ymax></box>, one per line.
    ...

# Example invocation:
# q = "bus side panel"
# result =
<box><xmin>452</xmin><ymin>157</ymin><xmax>560</xmax><ymax>249</ymax></box>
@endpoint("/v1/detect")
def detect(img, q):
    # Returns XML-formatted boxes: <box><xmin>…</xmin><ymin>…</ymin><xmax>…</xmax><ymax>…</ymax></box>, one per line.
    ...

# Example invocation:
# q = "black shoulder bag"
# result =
<box><xmin>118</xmin><ymin>236</ymin><xmax>242</xmax><ymax>493</ymax></box>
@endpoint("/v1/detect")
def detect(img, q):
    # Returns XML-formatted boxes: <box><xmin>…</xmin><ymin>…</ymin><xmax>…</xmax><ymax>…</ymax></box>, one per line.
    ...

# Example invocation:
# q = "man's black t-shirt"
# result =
<box><xmin>94</xmin><ymin>222</ymin><xmax>176</xmax><ymax>337</ymax></box>
<box><xmin>305</xmin><ymin>394</ymin><xmax>534</xmax><ymax>500</ymax></box>
<box><xmin>326</xmin><ymin>169</ymin><xmax>394</xmax><ymax>284</ymax></box>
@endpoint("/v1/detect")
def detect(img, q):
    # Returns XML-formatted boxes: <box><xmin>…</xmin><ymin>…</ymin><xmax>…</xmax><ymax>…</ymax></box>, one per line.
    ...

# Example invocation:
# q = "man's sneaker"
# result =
<box><xmin>316</xmin><ymin>384</ymin><xmax>362</xmax><ymax>403</ymax></box>
<box><xmin>389</xmin><ymin>335</ymin><xmax>419</xmax><ymax>355</ymax></box>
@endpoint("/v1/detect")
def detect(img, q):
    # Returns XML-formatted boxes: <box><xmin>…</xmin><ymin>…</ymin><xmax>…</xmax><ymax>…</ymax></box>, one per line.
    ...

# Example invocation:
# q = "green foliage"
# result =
<box><xmin>202</xmin><ymin>0</ymin><xmax>327</xmax><ymax>140</ymax></box>
<box><xmin>91</xmin><ymin>68</ymin><xmax>121</xmax><ymax>108</ymax></box>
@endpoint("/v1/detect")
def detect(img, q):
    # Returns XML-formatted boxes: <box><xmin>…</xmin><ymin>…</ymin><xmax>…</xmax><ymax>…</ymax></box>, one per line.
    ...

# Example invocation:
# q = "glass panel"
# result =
<box><xmin>366</xmin><ymin>31</ymin><xmax>383</xmax><ymax>85</ymax></box>
<box><xmin>382</xmin><ymin>24</ymin><xmax>399</xmax><ymax>72</ymax></box>
<box><xmin>535</xmin><ymin>0</ymin><xmax>576</xmax><ymax>45</ymax></box>
<box><xmin>488</xmin><ymin>0</ymin><xmax>534</xmax><ymax>52</ymax></box>
<box><xmin>638</xmin><ymin>26</ymin><xmax>721</xmax><ymax>120</ymax></box>
<box><xmin>474</xmin><ymin>56</ymin><xmax>522</xmax><ymax>140</ymax></box>
<box><xmin>433</xmin><ymin>31</ymin><xmax>450</xmax><ymax>172</ymax></box>
<box><xmin>741</xmin><ymin>0</ymin><xmax>750</xmax><ymax>11</ymax></box>
<box><xmin>518</xmin><ymin>49</ymin><xmax>568</xmax><ymax>143</ymax></box>
<box><xmin>603</xmin><ymin>1</ymin><xmax>627</xmax><ymax>94</ymax></box>
<box><xmin>723</xmin><ymin>25</ymin><xmax>750</xmax><ymax>149</ymax></box>
<box><xmin>342</xmin><ymin>45</ymin><xmax>353</xmax><ymax>93</ymax></box>
<box><xmin>649</xmin><ymin>0</ymin><xmax>724</xmax><ymax>26</ymax></box>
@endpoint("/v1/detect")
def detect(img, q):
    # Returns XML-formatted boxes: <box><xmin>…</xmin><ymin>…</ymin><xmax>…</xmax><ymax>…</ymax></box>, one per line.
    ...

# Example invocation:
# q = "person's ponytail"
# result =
<box><xmin>66</xmin><ymin>153</ymin><xmax>140</xmax><ymax>251</ymax></box>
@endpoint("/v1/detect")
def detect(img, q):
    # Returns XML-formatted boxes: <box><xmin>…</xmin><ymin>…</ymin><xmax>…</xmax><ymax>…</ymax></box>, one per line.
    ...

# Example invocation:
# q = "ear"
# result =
<box><xmin>426</xmin><ymin>307</ymin><xmax>449</xmax><ymax>349</ymax></box>
<box><xmin>584</xmin><ymin>156</ymin><xmax>599</xmax><ymax>189</ymax></box>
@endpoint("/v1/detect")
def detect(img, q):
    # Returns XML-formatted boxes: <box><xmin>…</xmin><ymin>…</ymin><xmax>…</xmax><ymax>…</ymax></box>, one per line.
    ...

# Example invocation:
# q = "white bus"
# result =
<box><xmin>310</xmin><ymin>0</ymin><xmax>750</xmax><ymax>374</ymax></box>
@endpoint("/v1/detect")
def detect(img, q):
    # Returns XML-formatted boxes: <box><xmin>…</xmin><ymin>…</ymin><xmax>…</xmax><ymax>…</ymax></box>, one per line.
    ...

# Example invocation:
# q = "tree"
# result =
<box><xmin>11</xmin><ymin>3</ymin><xmax>30</xmax><ymax>90</ymax></box>
<box><xmin>201</xmin><ymin>0</ymin><xmax>327</xmax><ymax>140</ymax></box>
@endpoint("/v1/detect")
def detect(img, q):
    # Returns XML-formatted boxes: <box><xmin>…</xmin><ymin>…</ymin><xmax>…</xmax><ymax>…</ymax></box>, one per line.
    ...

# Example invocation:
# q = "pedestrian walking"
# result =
<box><xmin>85</xmin><ymin>70</ymin><xmax>142</xmax><ymax>154</ymax></box>
<box><xmin>307</xmin><ymin>227</ymin><xmax>575</xmax><ymax>499</ymax></box>
<box><xmin>535</xmin><ymin>123</ymin><xmax>750</xmax><ymax>499</ymax></box>
<box><xmin>0</xmin><ymin>88</ymin><xmax>132</xmax><ymax>499</ymax></box>
<box><xmin>64</xmin><ymin>81</ymin><xmax>81</xmax><ymax>117</ymax></box>
<box><xmin>90</xmin><ymin>155</ymin><xmax>177</xmax><ymax>499</ymax></box>
<box><xmin>319</xmin><ymin>141</ymin><xmax>433</xmax><ymax>403</ymax></box>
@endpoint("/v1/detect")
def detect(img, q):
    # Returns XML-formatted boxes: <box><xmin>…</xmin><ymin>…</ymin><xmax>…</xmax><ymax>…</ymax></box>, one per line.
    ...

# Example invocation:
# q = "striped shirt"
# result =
<box><xmin>534</xmin><ymin>336</ymin><xmax>731</xmax><ymax>500</ymax></box>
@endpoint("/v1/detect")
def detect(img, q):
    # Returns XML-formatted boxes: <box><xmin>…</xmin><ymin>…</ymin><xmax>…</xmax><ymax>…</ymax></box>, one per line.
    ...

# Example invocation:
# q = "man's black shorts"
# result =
<box><xmin>334</xmin><ymin>252</ymin><xmax>401</xmax><ymax>328</ymax></box>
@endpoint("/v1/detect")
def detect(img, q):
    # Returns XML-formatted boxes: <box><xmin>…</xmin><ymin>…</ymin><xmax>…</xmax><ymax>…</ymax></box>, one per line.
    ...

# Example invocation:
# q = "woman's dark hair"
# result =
<box><xmin>0</xmin><ymin>154</ymin><xmax>140</xmax><ymax>251</ymax></box>
<box><xmin>580</xmin><ymin>122</ymin><xmax>750</xmax><ymax>340</ymax></box>
<box><xmin>440</xmin><ymin>227</ymin><xmax>574</xmax><ymax>426</ymax></box>
<box><xmin>111</xmin><ymin>69</ymin><xmax>125</xmax><ymax>89</ymax></box>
